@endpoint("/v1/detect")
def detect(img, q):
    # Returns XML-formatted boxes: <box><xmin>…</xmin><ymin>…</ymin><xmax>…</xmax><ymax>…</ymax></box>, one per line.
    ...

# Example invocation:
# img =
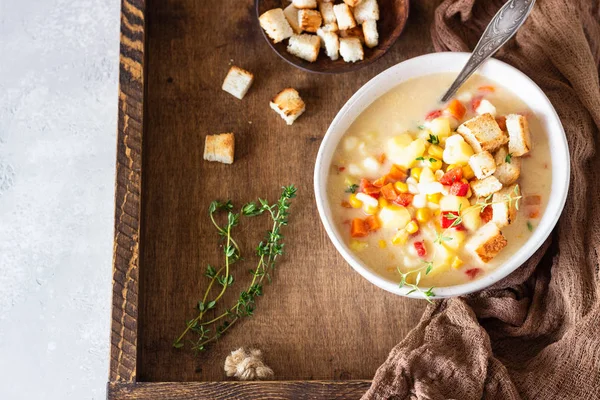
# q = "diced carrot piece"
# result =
<box><xmin>478</xmin><ymin>85</ymin><xmax>495</xmax><ymax>93</ymax></box>
<box><xmin>465</xmin><ymin>268</ymin><xmax>482</xmax><ymax>279</ymax></box>
<box><xmin>449</xmin><ymin>182</ymin><xmax>469</xmax><ymax>196</ymax></box>
<box><xmin>372</xmin><ymin>176</ymin><xmax>389</xmax><ymax>188</ymax></box>
<box><xmin>393</xmin><ymin>193</ymin><xmax>414</xmax><ymax>207</ymax></box>
<box><xmin>388</xmin><ymin>164</ymin><xmax>408</xmax><ymax>182</ymax></box>
<box><xmin>338</xmin><ymin>166</ymin><xmax>346</xmax><ymax>172</ymax></box>
<box><xmin>350</xmin><ymin>218</ymin><xmax>369</xmax><ymax>238</ymax></box>
<box><xmin>380</xmin><ymin>183</ymin><xmax>398</xmax><ymax>201</ymax></box>
<box><xmin>378</xmin><ymin>153</ymin><xmax>386</xmax><ymax>164</ymax></box>
<box><xmin>528</xmin><ymin>209</ymin><xmax>540</xmax><ymax>219</ymax></box>
<box><xmin>414</xmin><ymin>241</ymin><xmax>427</xmax><ymax>257</ymax></box>
<box><xmin>496</xmin><ymin>116</ymin><xmax>507</xmax><ymax>131</ymax></box>
<box><xmin>439</xmin><ymin>167</ymin><xmax>464</xmax><ymax>185</ymax></box>
<box><xmin>365</xmin><ymin>215</ymin><xmax>381</xmax><ymax>232</ymax></box>
<box><xmin>360</xmin><ymin>178</ymin><xmax>381</xmax><ymax>195</ymax></box>
<box><xmin>480</xmin><ymin>206</ymin><xmax>493</xmax><ymax>223</ymax></box>
<box><xmin>341</xmin><ymin>201</ymin><xmax>352</xmax><ymax>208</ymax></box>
<box><xmin>471</xmin><ymin>95</ymin><xmax>483</xmax><ymax>111</ymax></box>
<box><xmin>524</xmin><ymin>195</ymin><xmax>542</xmax><ymax>206</ymax></box>
<box><xmin>446</xmin><ymin>99</ymin><xmax>466</xmax><ymax>120</ymax></box>
<box><xmin>425</xmin><ymin>109</ymin><xmax>443</xmax><ymax>121</ymax></box>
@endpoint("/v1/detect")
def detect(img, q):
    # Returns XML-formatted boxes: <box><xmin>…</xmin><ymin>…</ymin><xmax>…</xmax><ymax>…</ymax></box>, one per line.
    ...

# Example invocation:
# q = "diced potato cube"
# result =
<box><xmin>429</xmin><ymin>117</ymin><xmax>451</xmax><ymax>138</ymax></box>
<box><xmin>442</xmin><ymin>229</ymin><xmax>466</xmax><ymax>251</ymax></box>
<box><xmin>378</xmin><ymin>205</ymin><xmax>411</xmax><ymax>229</ymax></box>
<box><xmin>419</xmin><ymin>167</ymin><xmax>435</xmax><ymax>183</ymax></box>
<box><xmin>462</xmin><ymin>207</ymin><xmax>482</xmax><ymax>232</ymax></box>
<box><xmin>387</xmin><ymin>137</ymin><xmax>427</xmax><ymax>169</ymax></box>
<box><xmin>439</xmin><ymin>195</ymin><xmax>470</xmax><ymax>212</ymax></box>
<box><xmin>443</xmin><ymin>134</ymin><xmax>474</xmax><ymax>165</ymax></box>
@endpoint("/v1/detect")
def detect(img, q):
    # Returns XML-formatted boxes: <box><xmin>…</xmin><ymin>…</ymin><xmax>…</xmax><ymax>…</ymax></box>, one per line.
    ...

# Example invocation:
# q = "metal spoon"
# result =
<box><xmin>441</xmin><ymin>0</ymin><xmax>536</xmax><ymax>103</ymax></box>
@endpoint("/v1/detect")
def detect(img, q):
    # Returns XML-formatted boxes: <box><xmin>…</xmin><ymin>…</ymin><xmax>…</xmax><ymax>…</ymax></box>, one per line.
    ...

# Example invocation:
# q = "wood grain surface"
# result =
<box><xmin>111</xmin><ymin>0</ymin><xmax>441</xmax><ymax>394</ymax></box>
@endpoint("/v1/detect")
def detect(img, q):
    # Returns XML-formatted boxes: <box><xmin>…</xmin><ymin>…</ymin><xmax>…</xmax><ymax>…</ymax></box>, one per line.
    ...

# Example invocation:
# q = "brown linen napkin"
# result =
<box><xmin>364</xmin><ymin>0</ymin><xmax>600</xmax><ymax>399</ymax></box>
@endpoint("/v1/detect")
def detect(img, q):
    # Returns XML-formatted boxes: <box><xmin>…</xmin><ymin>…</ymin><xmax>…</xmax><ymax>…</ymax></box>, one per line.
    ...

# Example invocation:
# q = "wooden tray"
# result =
<box><xmin>109</xmin><ymin>0</ymin><xmax>438</xmax><ymax>398</ymax></box>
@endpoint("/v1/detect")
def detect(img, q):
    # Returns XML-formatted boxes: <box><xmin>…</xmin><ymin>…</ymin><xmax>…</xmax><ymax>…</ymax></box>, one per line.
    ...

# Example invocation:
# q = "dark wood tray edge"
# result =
<box><xmin>109</xmin><ymin>0</ymin><xmax>373</xmax><ymax>398</ymax></box>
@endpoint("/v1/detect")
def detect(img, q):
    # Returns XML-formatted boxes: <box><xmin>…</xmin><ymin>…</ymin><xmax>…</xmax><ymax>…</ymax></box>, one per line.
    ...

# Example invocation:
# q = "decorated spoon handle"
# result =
<box><xmin>441</xmin><ymin>0</ymin><xmax>536</xmax><ymax>103</ymax></box>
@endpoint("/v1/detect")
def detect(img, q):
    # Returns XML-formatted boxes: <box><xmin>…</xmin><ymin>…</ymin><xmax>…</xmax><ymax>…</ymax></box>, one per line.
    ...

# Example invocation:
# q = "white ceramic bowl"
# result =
<box><xmin>314</xmin><ymin>52</ymin><xmax>570</xmax><ymax>299</ymax></box>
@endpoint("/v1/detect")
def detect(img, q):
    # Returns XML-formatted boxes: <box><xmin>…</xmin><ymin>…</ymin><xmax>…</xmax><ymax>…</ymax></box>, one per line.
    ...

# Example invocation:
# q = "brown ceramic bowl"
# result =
<box><xmin>255</xmin><ymin>0</ymin><xmax>409</xmax><ymax>74</ymax></box>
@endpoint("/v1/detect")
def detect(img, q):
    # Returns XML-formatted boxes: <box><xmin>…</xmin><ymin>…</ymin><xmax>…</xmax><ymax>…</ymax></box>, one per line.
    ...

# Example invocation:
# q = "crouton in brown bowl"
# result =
<box><xmin>256</xmin><ymin>0</ymin><xmax>409</xmax><ymax>74</ymax></box>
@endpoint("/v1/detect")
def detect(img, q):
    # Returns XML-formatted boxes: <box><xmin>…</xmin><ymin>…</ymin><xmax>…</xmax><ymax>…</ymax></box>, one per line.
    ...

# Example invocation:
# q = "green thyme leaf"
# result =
<box><xmin>527</xmin><ymin>221</ymin><xmax>533</xmax><ymax>231</ymax></box>
<box><xmin>345</xmin><ymin>184</ymin><xmax>359</xmax><ymax>194</ymax></box>
<box><xmin>427</xmin><ymin>134</ymin><xmax>440</xmax><ymax>145</ymax></box>
<box><xmin>505</xmin><ymin>153</ymin><xmax>513</xmax><ymax>163</ymax></box>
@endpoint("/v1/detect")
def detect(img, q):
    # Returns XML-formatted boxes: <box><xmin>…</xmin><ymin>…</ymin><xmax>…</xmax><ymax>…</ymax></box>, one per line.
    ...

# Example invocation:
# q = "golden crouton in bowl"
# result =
<box><xmin>256</xmin><ymin>0</ymin><xmax>409</xmax><ymax>74</ymax></box>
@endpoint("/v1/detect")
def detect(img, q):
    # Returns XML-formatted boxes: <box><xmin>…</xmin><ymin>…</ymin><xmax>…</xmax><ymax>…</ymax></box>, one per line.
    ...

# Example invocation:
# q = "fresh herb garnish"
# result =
<box><xmin>505</xmin><ymin>153</ymin><xmax>513</xmax><ymax>163</ymax></box>
<box><xmin>417</xmin><ymin>124</ymin><xmax>426</xmax><ymax>130</ymax></box>
<box><xmin>345</xmin><ymin>183</ymin><xmax>359</xmax><ymax>194</ymax></box>
<box><xmin>415</xmin><ymin>156</ymin><xmax>425</xmax><ymax>161</ymax></box>
<box><xmin>427</xmin><ymin>134</ymin><xmax>440</xmax><ymax>145</ymax></box>
<box><xmin>173</xmin><ymin>185</ymin><xmax>297</xmax><ymax>352</ymax></box>
<box><xmin>429</xmin><ymin>157</ymin><xmax>437</xmax><ymax>163</ymax></box>
<box><xmin>527</xmin><ymin>221</ymin><xmax>533</xmax><ymax>231</ymax></box>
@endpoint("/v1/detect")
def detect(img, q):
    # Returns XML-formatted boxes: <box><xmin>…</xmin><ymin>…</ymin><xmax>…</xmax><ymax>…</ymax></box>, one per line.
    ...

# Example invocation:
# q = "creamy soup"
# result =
<box><xmin>328</xmin><ymin>73</ymin><xmax>551</xmax><ymax>290</ymax></box>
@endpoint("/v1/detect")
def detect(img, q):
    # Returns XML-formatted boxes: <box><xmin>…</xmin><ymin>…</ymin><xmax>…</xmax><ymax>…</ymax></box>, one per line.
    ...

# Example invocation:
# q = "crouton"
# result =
<box><xmin>339</xmin><ymin>26</ymin><xmax>365</xmax><ymax>43</ymax></box>
<box><xmin>319</xmin><ymin>0</ymin><xmax>336</xmax><ymax>24</ymax></box>
<box><xmin>339</xmin><ymin>37</ymin><xmax>363</xmax><ymax>62</ymax></box>
<box><xmin>283</xmin><ymin>4</ymin><xmax>303</xmax><ymax>34</ymax></box>
<box><xmin>353</xmin><ymin>0</ymin><xmax>380</xmax><ymax>24</ymax></box>
<box><xmin>362</xmin><ymin>20</ymin><xmax>378</xmax><ymax>48</ymax></box>
<box><xmin>270</xmin><ymin>88</ymin><xmax>306</xmax><ymax>125</ymax></box>
<box><xmin>333</xmin><ymin>3</ymin><xmax>356</xmax><ymax>30</ymax></box>
<box><xmin>221</xmin><ymin>66</ymin><xmax>254</xmax><ymax>100</ymax></box>
<box><xmin>343</xmin><ymin>0</ymin><xmax>362</xmax><ymax>6</ymax></box>
<box><xmin>475</xmin><ymin>99</ymin><xmax>497</xmax><ymax>117</ymax></box>
<box><xmin>292</xmin><ymin>0</ymin><xmax>317</xmax><ymax>9</ymax></box>
<box><xmin>298</xmin><ymin>9</ymin><xmax>322</xmax><ymax>32</ymax></box>
<box><xmin>470</xmin><ymin>176</ymin><xmax>503</xmax><ymax>198</ymax></box>
<box><xmin>506</xmin><ymin>114</ymin><xmax>532</xmax><ymax>156</ymax></box>
<box><xmin>287</xmin><ymin>34</ymin><xmax>320</xmax><ymax>62</ymax></box>
<box><xmin>468</xmin><ymin>151</ymin><xmax>496</xmax><ymax>179</ymax></box>
<box><xmin>492</xmin><ymin>184</ymin><xmax>520</xmax><ymax>228</ymax></box>
<box><xmin>457</xmin><ymin>113</ymin><xmax>508</xmax><ymax>153</ymax></box>
<box><xmin>317</xmin><ymin>28</ymin><xmax>339</xmax><ymax>60</ymax></box>
<box><xmin>259</xmin><ymin>8</ymin><xmax>294</xmax><ymax>43</ymax></box>
<box><xmin>204</xmin><ymin>133</ymin><xmax>235</xmax><ymax>164</ymax></box>
<box><xmin>321</xmin><ymin>22</ymin><xmax>339</xmax><ymax>32</ymax></box>
<box><xmin>466</xmin><ymin>222</ymin><xmax>508</xmax><ymax>263</ymax></box>
<box><xmin>493</xmin><ymin>146</ymin><xmax>521</xmax><ymax>185</ymax></box>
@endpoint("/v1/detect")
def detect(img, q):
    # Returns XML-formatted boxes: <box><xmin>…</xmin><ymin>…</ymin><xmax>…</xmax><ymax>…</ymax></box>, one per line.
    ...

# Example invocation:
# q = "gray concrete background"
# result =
<box><xmin>0</xmin><ymin>0</ymin><xmax>120</xmax><ymax>398</ymax></box>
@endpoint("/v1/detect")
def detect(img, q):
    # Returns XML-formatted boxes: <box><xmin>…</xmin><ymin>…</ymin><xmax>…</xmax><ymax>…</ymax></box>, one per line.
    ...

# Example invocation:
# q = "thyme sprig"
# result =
<box><xmin>397</xmin><ymin>185</ymin><xmax>522</xmax><ymax>302</ymax></box>
<box><xmin>173</xmin><ymin>185</ymin><xmax>297</xmax><ymax>353</ymax></box>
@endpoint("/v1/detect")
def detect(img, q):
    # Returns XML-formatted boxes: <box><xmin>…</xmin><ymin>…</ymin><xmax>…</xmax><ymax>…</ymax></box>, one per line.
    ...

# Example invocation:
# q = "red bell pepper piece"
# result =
<box><xmin>425</xmin><ymin>109</ymin><xmax>443</xmax><ymax>121</ymax></box>
<box><xmin>439</xmin><ymin>167</ymin><xmax>464</xmax><ymax>185</ymax></box>
<box><xmin>414</xmin><ymin>241</ymin><xmax>427</xmax><ymax>257</ymax></box>
<box><xmin>380</xmin><ymin>183</ymin><xmax>398</xmax><ymax>201</ymax></box>
<box><xmin>471</xmin><ymin>95</ymin><xmax>483</xmax><ymax>111</ymax></box>
<box><xmin>441</xmin><ymin>211</ymin><xmax>465</xmax><ymax>230</ymax></box>
<box><xmin>465</xmin><ymin>268</ymin><xmax>482</xmax><ymax>280</ymax></box>
<box><xmin>480</xmin><ymin>206</ymin><xmax>493</xmax><ymax>223</ymax></box>
<box><xmin>360</xmin><ymin>178</ymin><xmax>380</xmax><ymax>195</ymax></box>
<box><xmin>449</xmin><ymin>181</ymin><xmax>469</xmax><ymax>196</ymax></box>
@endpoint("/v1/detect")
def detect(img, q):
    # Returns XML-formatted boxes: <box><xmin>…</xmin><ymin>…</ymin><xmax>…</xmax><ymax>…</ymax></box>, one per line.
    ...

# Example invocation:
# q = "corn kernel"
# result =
<box><xmin>411</xmin><ymin>167</ymin><xmax>422</xmax><ymax>181</ymax></box>
<box><xmin>405</xmin><ymin>220</ymin><xmax>419</xmax><ymax>234</ymax></box>
<box><xmin>394</xmin><ymin>181</ymin><xmax>408</xmax><ymax>193</ymax></box>
<box><xmin>378</xmin><ymin>239</ymin><xmax>387</xmax><ymax>249</ymax></box>
<box><xmin>446</xmin><ymin>164</ymin><xmax>458</xmax><ymax>172</ymax></box>
<box><xmin>378</xmin><ymin>197</ymin><xmax>389</xmax><ymax>208</ymax></box>
<box><xmin>364</xmin><ymin>205</ymin><xmax>378</xmax><ymax>215</ymax></box>
<box><xmin>428</xmin><ymin>144</ymin><xmax>444</xmax><ymax>160</ymax></box>
<box><xmin>427</xmin><ymin>193</ymin><xmax>442</xmax><ymax>204</ymax></box>
<box><xmin>392</xmin><ymin>229</ymin><xmax>409</xmax><ymax>246</ymax></box>
<box><xmin>451</xmin><ymin>256</ymin><xmax>464</xmax><ymax>270</ymax></box>
<box><xmin>462</xmin><ymin>164</ymin><xmax>475</xmax><ymax>180</ymax></box>
<box><xmin>350</xmin><ymin>240</ymin><xmax>369</xmax><ymax>252</ymax></box>
<box><xmin>416</xmin><ymin>208</ymin><xmax>432</xmax><ymax>223</ymax></box>
<box><xmin>349</xmin><ymin>194</ymin><xmax>362</xmax><ymax>208</ymax></box>
<box><xmin>427</xmin><ymin>158</ymin><xmax>443</xmax><ymax>171</ymax></box>
<box><xmin>467</xmin><ymin>189</ymin><xmax>472</xmax><ymax>198</ymax></box>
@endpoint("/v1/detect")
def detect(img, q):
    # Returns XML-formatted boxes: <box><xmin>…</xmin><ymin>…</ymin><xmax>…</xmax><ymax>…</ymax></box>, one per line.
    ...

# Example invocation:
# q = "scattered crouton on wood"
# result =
<box><xmin>353</xmin><ymin>0</ymin><xmax>379</xmax><ymax>24</ymax></box>
<box><xmin>298</xmin><ymin>9</ymin><xmax>322</xmax><ymax>33</ymax></box>
<box><xmin>492</xmin><ymin>184</ymin><xmax>520</xmax><ymax>228</ymax></box>
<box><xmin>259</xmin><ymin>8</ymin><xmax>294</xmax><ymax>43</ymax></box>
<box><xmin>333</xmin><ymin>3</ymin><xmax>356</xmax><ymax>30</ymax></box>
<box><xmin>283</xmin><ymin>4</ymin><xmax>303</xmax><ymax>34</ymax></box>
<box><xmin>204</xmin><ymin>133</ymin><xmax>235</xmax><ymax>164</ymax></box>
<box><xmin>270</xmin><ymin>88</ymin><xmax>306</xmax><ymax>125</ymax></box>
<box><xmin>493</xmin><ymin>146</ymin><xmax>521</xmax><ymax>185</ymax></box>
<box><xmin>339</xmin><ymin>37</ymin><xmax>364</xmax><ymax>63</ymax></box>
<box><xmin>470</xmin><ymin>176</ymin><xmax>503</xmax><ymax>198</ymax></box>
<box><xmin>468</xmin><ymin>151</ymin><xmax>496</xmax><ymax>179</ymax></box>
<box><xmin>457</xmin><ymin>113</ymin><xmax>508</xmax><ymax>153</ymax></box>
<box><xmin>506</xmin><ymin>114</ymin><xmax>532</xmax><ymax>156</ymax></box>
<box><xmin>221</xmin><ymin>66</ymin><xmax>254</xmax><ymax>100</ymax></box>
<box><xmin>466</xmin><ymin>222</ymin><xmax>508</xmax><ymax>263</ymax></box>
<box><xmin>287</xmin><ymin>34</ymin><xmax>320</xmax><ymax>62</ymax></box>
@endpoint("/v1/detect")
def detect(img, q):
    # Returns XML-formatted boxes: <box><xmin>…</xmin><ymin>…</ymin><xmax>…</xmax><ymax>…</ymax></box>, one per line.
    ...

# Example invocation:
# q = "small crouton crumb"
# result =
<box><xmin>362</xmin><ymin>19</ymin><xmax>378</xmax><ymax>48</ymax></box>
<box><xmin>287</xmin><ymin>34</ymin><xmax>320</xmax><ymax>62</ymax></box>
<box><xmin>333</xmin><ymin>3</ymin><xmax>356</xmax><ymax>30</ymax></box>
<box><xmin>319</xmin><ymin>1</ymin><xmax>337</xmax><ymax>24</ymax></box>
<box><xmin>283</xmin><ymin>4</ymin><xmax>303</xmax><ymax>34</ymax></box>
<box><xmin>293</xmin><ymin>0</ymin><xmax>317</xmax><ymax>9</ymax></box>
<box><xmin>353</xmin><ymin>0</ymin><xmax>379</xmax><ymax>24</ymax></box>
<box><xmin>468</xmin><ymin>151</ymin><xmax>496</xmax><ymax>179</ymax></box>
<box><xmin>221</xmin><ymin>66</ymin><xmax>254</xmax><ymax>100</ymax></box>
<box><xmin>493</xmin><ymin>146</ymin><xmax>521</xmax><ymax>185</ymax></box>
<box><xmin>270</xmin><ymin>88</ymin><xmax>306</xmax><ymax>125</ymax></box>
<box><xmin>470</xmin><ymin>176</ymin><xmax>503</xmax><ymax>198</ymax></box>
<box><xmin>298</xmin><ymin>9</ymin><xmax>322</xmax><ymax>32</ymax></box>
<box><xmin>339</xmin><ymin>37</ymin><xmax>364</xmax><ymax>63</ymax></box>
<box><xmin>466</xmin><ymin>222</ymin><xmax>508</xmax><ymax>263</ymax></box>
<box><xmin>259</xmin><ymin>8</ymin><xmax>294</xmax><ymax>43</ymax></box>
<box><xmin>457</xmin><ymin>113</ymin><xmax>508</xmax><ymax>153</ymax></box>
<box><xmin>204</xmin><ymin>133</ymin><xmax>235</xmax><ymax>164</ymax></box>
<box><xmin>506</xmin><ymin>114</ymin><xmax>532</xmax><ymax>156</ymax></box>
